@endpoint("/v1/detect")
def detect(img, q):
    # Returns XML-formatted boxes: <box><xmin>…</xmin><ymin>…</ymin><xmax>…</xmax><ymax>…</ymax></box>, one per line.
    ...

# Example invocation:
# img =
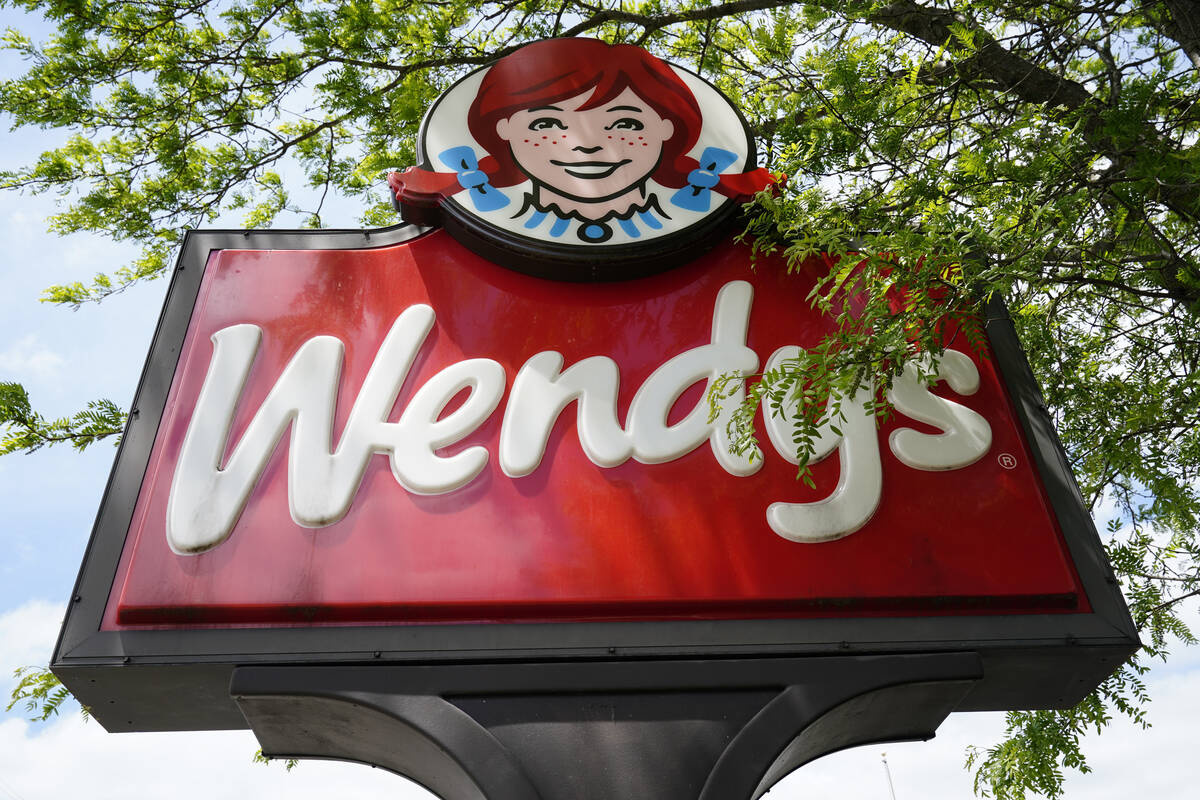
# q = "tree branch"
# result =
<box><xmin>863</xmin><ymin>0</ymin><xmax>1200</xmax><ymax>225</ymax></box>
<box><xmin>1154</xmin><ymin>0</ymin><xmax>1200</xmax><ymax>72</ymax></box>
<box><xmin>867</xmin><ymin>1</ymin><xmax>1092</xmax><ymax>107</ymax></box>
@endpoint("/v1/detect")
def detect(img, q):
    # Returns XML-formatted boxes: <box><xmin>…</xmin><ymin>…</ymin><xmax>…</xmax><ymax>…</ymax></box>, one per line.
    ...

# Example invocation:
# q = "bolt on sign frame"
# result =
<box><xmin>53</xmin><ymin>223</ymin><xmax>1137</xmax><ymax>800</ymax></box>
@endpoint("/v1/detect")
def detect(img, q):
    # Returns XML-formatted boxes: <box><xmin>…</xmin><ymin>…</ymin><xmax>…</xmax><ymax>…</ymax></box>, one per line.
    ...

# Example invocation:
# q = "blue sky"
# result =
<box><xmin>1</xmin><ymin>5</ymin><xmax>1198</xmax><ymax>799</ymax></box>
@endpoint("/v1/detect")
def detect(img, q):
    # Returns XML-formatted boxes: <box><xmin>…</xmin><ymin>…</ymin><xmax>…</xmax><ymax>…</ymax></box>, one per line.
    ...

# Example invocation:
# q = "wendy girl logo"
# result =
<box><xmin>389</xmin><ymin>38</ymin><xmax>779</xmax><ymax>280</ymax></box>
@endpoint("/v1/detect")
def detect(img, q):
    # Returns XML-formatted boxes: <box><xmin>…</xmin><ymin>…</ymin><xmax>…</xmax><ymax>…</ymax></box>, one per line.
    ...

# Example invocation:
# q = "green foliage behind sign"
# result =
<box><xmin>2</xmin><ymin>2</ymin><xmax>1198</xmax><ymax>797</ymax></box>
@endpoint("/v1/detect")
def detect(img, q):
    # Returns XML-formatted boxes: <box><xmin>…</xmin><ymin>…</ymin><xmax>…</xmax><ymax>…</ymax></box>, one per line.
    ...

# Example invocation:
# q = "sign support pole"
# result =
<box><xmin>233</xmin><ymin>652</ymin><xmax>982</xmax><ymax>800</ymax></box>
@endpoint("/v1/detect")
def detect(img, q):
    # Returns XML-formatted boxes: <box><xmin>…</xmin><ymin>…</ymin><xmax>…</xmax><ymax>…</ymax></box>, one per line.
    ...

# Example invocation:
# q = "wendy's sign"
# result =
<box><xmin>54</xmin><ymin>40</ymin><xmax>1134</xmax><ymax>750</ymax></box>
<box><xmin>57</xmin><ymin>226</ymin><xmax>1133</xmax><ymax>646</ymax></box>
<box><xmin>115</xmin><ymin>236</ymin><xmax>1051</xmax><ymax>626</ymax></box>
<box><xmin>389</xmin><ymin>38</ymin><xmax>777</xmax><ymax>279</ymax></box>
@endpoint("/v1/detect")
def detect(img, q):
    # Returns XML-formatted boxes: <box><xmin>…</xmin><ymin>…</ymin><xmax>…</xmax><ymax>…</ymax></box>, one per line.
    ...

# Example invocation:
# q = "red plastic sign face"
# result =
<box><xmin>104</xmin><ymin>232</ymin><xmax>1084</xmax><ymax>629</ymax></box>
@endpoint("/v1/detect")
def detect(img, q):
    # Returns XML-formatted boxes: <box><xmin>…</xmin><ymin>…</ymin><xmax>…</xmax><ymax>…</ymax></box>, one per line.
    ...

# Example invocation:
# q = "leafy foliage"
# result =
<box><xmin>3</xmin><ymin>1</ymin><xmax>1200</xmax><ymax>797</ymax></box>
<box><xmin>6</xmin><ymin>665</ymin><xmax>88</xmax><ymax>722</ymax></box>
<box><xmin>0</xmin><ymin>381</ymin><xmax>125</xmax><ymax>454</ymax></box>
<box><xmin>964</xmin><ymin>653</ymin><xmax>1153</xmax><ymax>799</ymax></box>
<box><xmin>252</xmin><ymin>749</ymin><xmax>300</xmax><ymax>772</ymax></box>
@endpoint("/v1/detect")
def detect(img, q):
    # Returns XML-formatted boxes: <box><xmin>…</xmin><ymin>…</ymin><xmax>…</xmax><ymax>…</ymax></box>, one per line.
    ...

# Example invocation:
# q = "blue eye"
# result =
<box><xmin>605</xmin><ymin>118</ymin><xmax>644</xmax><ymax>131</ymax></box>
<box><xmin>529</xmin><ymin>117</ymin><xmax>566</xmax><ymax>131</ymax></box>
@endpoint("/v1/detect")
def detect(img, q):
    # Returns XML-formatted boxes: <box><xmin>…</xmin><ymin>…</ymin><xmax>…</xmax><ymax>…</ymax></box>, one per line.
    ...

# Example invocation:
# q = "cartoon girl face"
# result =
<box><xmin>392</xmin><ymin>38</ymin><xmax>777</xmax><ymax>275</ymax></box>
<box><xmin>495</xmin><ymin>87</ymin><xmax>675</xmax><ymax>206</ymax></box>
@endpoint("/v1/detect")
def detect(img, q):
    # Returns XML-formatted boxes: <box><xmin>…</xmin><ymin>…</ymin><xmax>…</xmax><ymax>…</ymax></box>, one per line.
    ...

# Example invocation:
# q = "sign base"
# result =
<box><xmin>233</xmin><ymin>653</ymin><xmax>982</xmax><ymax>800</ymax></box>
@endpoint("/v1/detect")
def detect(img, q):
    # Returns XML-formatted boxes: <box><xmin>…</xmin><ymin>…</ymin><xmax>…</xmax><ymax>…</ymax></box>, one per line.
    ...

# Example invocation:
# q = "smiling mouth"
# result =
<box><xmin>550</xmin><ymin>160</ymin><xmax>632</xmax><ymax>179</ymax></box>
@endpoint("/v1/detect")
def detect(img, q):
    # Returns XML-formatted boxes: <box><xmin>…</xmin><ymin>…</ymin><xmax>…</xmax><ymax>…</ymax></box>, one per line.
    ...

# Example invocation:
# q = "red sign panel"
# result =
<box><xmin>104</xmin><ymin>232</ymin><xmax>1083</xmax><ymax>628</ymax></box>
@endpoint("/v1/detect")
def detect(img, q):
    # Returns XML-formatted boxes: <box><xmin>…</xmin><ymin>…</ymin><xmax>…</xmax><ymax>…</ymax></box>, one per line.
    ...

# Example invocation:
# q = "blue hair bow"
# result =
<box><xmin>671</xmin><ymin>147</ymin><xmax>738</xmax><ymax>212</ymax></box>
<box><xmin>439</xmin><ymin>146</ymin><xmax>509</xmax><ymax>212</ymax></box>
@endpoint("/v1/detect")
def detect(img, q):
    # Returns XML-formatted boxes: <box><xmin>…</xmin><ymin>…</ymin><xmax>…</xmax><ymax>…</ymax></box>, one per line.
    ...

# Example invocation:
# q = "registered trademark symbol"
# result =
<box><xmin>997</xmin><ymin>453</ymin><xmax>1018</xmax><ymax>470</ymax></box>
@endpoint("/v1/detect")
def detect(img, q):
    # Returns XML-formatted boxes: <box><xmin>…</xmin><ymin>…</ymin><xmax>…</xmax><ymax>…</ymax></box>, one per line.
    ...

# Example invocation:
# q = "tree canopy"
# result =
<box><xmin>2</xmin><ymin>2</ymin><xmax>1199</xmax><ymax>798</ymax></box>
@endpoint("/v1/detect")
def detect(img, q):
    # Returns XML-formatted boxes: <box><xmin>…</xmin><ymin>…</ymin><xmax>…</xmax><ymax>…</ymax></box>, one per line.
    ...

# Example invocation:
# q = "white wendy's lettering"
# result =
<box><xmin>166</xmin><ymin>280</ymin><xmax>992</xmax><ymax>555</ymax></box>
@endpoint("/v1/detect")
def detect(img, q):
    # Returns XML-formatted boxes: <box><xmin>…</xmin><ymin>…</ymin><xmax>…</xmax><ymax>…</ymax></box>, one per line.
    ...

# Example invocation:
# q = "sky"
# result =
<box><xmin>1</xmin><ymin>7</ymin><xmax>1199</xmax><ymax>800</ymax></box>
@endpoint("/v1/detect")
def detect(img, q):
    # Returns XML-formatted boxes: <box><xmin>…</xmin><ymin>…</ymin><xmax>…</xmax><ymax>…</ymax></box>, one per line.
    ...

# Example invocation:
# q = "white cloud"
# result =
<box><xmin>0</xmin><ymin>718</ymin><xmax>433</xmax><ymax>800</ymax></box>
<box><xmin>0</xmin><ymin>600</ymin><xmax>63</xmax><ymax>670</ymax></box>
<box><xmin>0</xmin><ymin>334</ymin><xmax>65</xmax><ymax>380</ymax></box>
<box><xmin>1036</xmin><ymin>656</ymin><xmax>1200</xmax><ymax>800</ymax></box>
<box><xmin>1</xmin><ymin>209</ymin><xmax>47</xmax><ymax>251</ymax></box>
